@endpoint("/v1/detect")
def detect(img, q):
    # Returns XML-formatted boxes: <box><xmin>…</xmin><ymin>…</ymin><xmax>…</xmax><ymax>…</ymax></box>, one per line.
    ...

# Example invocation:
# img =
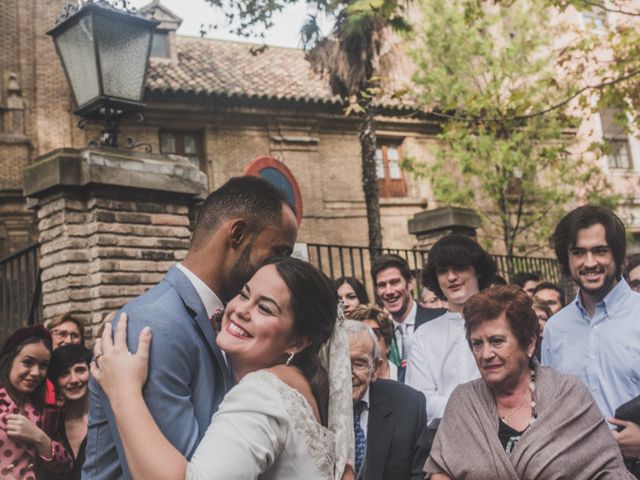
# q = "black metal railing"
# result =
<box><xmin>306</xmin><ymin>243</ymin><xmax>565</xmax><ymax>297</ymax></box>
<box><xmin>0</xmin><ymin>241</ymin><xmax>568</xmax><ymax>342</ymax></box>
<box><xmin>0</xmin><ymin>243</ymin><xmax>42</xmax><ymax>342</ymax></box>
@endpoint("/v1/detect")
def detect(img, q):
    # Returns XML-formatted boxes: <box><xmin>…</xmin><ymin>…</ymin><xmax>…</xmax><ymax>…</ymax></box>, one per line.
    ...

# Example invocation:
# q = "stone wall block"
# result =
<box><xmin>25</xmin><ymin>148</ymin><xmax>207</xmax><ymax>339</ymax></box>
<box><xmin>150</xmin><ymin>213</ymin><xmax>191</xmax><ymax>226</ymax></box>
<box><xmin>87</xmin><ymin>198</ymin><xmax>189</xmax><ymax>215</ymax></box>
<box><xmin>40</xmin><ymin>237</ymin><xmax>87</xmax><ymax>256</ymax></box>
<box><xmin>42</xmin><ymin>275</ymin><xmax>87</xmax><ymax>293</ymax></box>
<box><xmin>40</xmin><ymin>249</ymin><xmax>90</xmax><ymax>269</ymax></box>
<box><xmin>40</xmin><ymin>262</ymin><xmax>89</xmax><ymax>282</ymax></box>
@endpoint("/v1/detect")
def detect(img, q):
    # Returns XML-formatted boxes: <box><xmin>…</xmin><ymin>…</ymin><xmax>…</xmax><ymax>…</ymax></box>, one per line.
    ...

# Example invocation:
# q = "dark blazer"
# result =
<box><xmin>396</xmin><ymin>304</ymin><xmax>446</xmax><ymax>382</ymax></box>
<box><xmin>83</xmin><ymin>266</ymin><xmax>232</xmax><ymax>479</ymax></box>
<box><xmin>415</xmin><ymin>304</ymin><xmax>447</xmax><ymax>330</ymax></box>
<box><xmin>360</xmin><ymin>379</ymin><xmax>429</xmax><ymax>480</ymax></box>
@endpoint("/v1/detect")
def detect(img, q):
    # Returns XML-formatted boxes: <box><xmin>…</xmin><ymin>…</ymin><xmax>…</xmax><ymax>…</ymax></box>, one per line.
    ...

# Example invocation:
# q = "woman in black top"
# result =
<box><xmin>47</xmin><ymin>344</ymin><xmax>92</xmax><ymax>480</ymax></box>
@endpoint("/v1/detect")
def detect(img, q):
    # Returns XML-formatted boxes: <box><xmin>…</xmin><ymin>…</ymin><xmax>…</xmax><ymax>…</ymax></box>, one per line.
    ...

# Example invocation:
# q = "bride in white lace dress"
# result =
<box><xmin>91</xmin><ymin>257</ymin><xmax>354</xmax><ymax>480</ymax></box>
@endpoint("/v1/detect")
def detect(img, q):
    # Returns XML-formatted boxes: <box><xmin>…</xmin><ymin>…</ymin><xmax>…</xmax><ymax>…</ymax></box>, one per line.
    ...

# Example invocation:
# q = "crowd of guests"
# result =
<box><xmin>0</xmin><ymin>175</ymin><xmax>639</xmax><ymax>479</ymax></box>
<box><xmin>0</xmin><ymin>314</ymin><xmax>91</xmax><ymax>479</ymax></box>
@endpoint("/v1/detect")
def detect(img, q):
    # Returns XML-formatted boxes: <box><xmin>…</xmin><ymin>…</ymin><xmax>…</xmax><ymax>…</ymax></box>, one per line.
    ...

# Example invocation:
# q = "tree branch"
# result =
<box><xmin>581</xmin><ymin>0</ymin><xmax>640</xmax><ymax>17</ymax></box>
<box><xmin>426</xmin><ymin>66</ymin><xmax>640</xmax><ymax>123</ymax></box>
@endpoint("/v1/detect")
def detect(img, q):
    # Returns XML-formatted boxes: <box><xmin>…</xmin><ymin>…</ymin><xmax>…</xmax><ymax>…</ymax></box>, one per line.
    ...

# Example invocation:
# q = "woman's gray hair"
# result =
<box><xmin>344</xmin><ymin>320</ymin><xmax>380</xmax><ymax>364</ymax></box>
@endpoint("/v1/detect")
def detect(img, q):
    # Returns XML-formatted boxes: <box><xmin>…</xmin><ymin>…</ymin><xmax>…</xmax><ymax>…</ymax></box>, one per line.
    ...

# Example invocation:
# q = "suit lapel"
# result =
<box><xmin>365</xmin><ymin>382</ymin><xmax>394</xmax><ymax>480</ymax></box>
<box><xmin>165</xmin><ymin>267</ymin><xmax>232</xmax><ymax>391</ymax></box>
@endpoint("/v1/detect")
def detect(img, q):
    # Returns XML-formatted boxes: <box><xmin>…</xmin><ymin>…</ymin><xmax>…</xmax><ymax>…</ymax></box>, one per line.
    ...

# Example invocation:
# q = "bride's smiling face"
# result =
<box><xmin>217</xmin><ymin>264</ymin><xmax>298</xmax><ymax>373</ymax></box>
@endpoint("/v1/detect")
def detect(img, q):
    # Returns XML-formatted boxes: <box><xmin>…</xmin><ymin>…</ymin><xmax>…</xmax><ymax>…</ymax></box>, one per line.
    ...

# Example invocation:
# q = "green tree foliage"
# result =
<box><xmin>203</xmin><ymin>0</ymin><xmax>412</xmax><ymax>255</ymax></box>
<box><xmin>404</xmin><ymin>0</ymin><xmax>618</xmax><ymax>256</ymax></box>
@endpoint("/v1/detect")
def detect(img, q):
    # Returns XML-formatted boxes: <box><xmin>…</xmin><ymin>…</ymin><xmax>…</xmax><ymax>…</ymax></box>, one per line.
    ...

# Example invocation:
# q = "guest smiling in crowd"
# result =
<box><xmin>46</xmin><ymin>314</ymin><xmax>84</xmax><ymax>350</ymax></box>
<box><xmin>542</xmin><ymin>205</ymin><xmax>640</xmax><ymax>467</ymax></box>
<box><xmin>406</xmin><ymin>234</ymin><xmax>496</xmax><ymax>425</ymax></box>
<box><xmin>0</xmin><ymin>326</ymin><xmax>72</xmax><ymax>479</ymax></box>
<box><xmin>349</xmin><ymin>304</ymin><xmax>398</xmax><ymax>380</ymax></box>
<box><xmin>346</xmin><ymin>320</ymin><xmax>428</xmax><ymax>480</ymax></box>
<box><xmin>335</xmin><ymin>277</ymin><xmax>370</xmax><ymax>318</ymax></box>
<box><xmin>48</xmin><ymin>344</ymin><xmax>93</xmax><ymax>480</ymax></box>
<box><xmin>371</xmin><ymin>255</ymin><xmax>445</xmax><ymax>382</ymax></box>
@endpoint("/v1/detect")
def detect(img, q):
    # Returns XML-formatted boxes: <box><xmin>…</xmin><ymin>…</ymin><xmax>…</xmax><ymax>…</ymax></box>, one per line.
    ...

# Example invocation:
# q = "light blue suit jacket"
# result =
<box><xmin>82</xmin><ymin>266</ymin><xmax>231</xmax><ymax>479</ymax></box>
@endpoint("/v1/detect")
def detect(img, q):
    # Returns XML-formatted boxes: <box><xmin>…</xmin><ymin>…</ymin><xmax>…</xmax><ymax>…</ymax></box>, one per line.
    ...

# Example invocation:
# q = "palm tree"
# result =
<box><xmin>303</xmin><ymin>1</ymin><xmax>411</xmax><ymax>258</ymax></box>
<box><xmin>205</xmin><ymin>0</ymin><xmax>412</xmax><ymax>259</ymax></box>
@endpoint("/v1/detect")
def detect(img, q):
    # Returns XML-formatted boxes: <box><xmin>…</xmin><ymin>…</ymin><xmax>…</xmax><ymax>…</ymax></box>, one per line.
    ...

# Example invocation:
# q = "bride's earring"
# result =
<box><xmin>285</xmin><ymin>352</ymin><xmax>295</xmax><ymax>366</ymax></box>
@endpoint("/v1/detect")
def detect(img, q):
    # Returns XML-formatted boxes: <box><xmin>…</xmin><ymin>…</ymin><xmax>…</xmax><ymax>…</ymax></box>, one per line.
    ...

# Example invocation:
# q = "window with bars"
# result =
<box><xmin>600</xmin><ymin>109</ymin><xmax>633</xmax><ymax>170</ymax></box>
<box><xmin>375</xmin><ymin>141</ymin><xmax>407</xmax><ymax>197</ymax></box>
<box><xmin>159</xmin><ymin>131</ymin><xmax>205</xmax><ymax>169</ymax></box>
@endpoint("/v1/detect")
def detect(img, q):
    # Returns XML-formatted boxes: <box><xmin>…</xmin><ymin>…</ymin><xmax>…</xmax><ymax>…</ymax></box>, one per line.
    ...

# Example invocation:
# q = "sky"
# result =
<box><xmin>129</xmin><ymin>0</ymin><xmax>330</xmax><ymax>48</ymax></box>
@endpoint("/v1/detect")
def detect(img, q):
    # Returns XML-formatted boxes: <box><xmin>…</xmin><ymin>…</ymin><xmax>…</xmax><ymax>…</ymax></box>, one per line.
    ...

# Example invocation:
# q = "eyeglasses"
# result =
<box><xmin>51</xmin><ymin>329</ymin><xmax>81</xmax><ymax>341</ymax></box>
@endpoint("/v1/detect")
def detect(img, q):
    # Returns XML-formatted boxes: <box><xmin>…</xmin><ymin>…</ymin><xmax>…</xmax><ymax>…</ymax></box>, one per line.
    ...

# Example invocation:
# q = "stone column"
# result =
<box><xmin>408</xmin><ymin>206</ymin><xmax>482</xmax><ymax>250</ymax></box>
<box><xmin>24</xmin><ymin>147</ymin><xmax>207</xmax><ymax>340</ymax></box>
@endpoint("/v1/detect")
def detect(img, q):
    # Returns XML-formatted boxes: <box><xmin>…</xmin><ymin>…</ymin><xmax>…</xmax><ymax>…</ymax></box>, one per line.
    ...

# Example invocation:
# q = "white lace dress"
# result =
<box><xmin>186</xmin><ymin>371</ymin><xmax>336</xmax><ymax>480</ymax></box>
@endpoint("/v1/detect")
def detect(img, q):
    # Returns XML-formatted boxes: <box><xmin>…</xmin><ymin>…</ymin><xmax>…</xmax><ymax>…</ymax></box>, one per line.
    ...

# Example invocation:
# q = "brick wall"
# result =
<box><xmin>37</xmin><ymin>191</ymin><xmax>193</xmax><ymax>339</ymax></box>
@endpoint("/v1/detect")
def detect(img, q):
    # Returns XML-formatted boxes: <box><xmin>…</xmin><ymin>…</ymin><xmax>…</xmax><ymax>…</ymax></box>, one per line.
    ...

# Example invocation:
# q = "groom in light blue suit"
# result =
<box><xmin>82</xmin><ymin>176</ymin><xmax>299</xmax><ymax>479</ymax></box>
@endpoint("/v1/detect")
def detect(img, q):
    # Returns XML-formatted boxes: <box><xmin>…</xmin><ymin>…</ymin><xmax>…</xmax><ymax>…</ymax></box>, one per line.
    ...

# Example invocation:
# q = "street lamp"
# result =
<box><xmin>48</xmin><ymin>1</ymin><xmax>159</xmax><ymax>148</ymax></box>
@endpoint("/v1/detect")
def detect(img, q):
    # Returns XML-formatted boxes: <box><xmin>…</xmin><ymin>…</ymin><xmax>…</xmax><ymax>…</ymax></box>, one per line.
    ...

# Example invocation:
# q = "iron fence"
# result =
<box><xmin>0</xmin><ymin>241</ymin><xmax>569</xmax><ymax>342</ymax></box>
<box><xmin>0</xmin><ymin>243</ymin><xmax>42</xmax><ymax>342</ymax></box>
<box><xmin>305</xmin><ymin>243</ymin><xmax>566</xmax><ymax>298</ymax></box>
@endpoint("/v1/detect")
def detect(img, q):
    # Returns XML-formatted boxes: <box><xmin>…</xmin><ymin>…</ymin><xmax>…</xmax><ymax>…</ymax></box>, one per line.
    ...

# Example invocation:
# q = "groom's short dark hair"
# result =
<box><xmin>192</xmin><ymin>176</ymin><xmax>293</xmax><ymax>247</ymax></box>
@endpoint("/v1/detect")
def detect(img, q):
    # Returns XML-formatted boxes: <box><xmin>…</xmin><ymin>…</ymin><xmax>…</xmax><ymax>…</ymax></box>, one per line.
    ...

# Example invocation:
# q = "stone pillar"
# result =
<box><xmin>408</xmin><ymin>206</ymin><xmax>482</xmax><ymax>250</ymax></box>
<box><xmin>24</xmin><ymin>147</ymin><xmax>207</xmax><ymax>340</ymax></box>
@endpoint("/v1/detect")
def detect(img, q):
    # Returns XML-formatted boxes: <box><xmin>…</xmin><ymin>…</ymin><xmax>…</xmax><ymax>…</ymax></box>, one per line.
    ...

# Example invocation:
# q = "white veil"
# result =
<box><xmin>319</xmin><ymin>304</ymin><xmax>355</xmax><ymax>480</ymax></box>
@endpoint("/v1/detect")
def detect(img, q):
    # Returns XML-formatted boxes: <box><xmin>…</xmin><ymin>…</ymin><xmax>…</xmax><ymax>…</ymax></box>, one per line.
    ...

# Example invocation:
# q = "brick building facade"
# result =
<box><xmin>2</xmin><ymin>0</ymin><xmax>640</xmax><ymax>260</ymax></box>
<box><xmin>0</xmin><ymin>0</ymin><xmax>447</xmax><ymax>259</ymax></box>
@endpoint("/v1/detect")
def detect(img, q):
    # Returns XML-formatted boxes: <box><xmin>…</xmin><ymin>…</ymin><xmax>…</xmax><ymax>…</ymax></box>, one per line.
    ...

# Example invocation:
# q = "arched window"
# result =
<box><xmin>244</xmin><ymin>156</ymin><xmax>303</xmax><ymax>225</ymax></box>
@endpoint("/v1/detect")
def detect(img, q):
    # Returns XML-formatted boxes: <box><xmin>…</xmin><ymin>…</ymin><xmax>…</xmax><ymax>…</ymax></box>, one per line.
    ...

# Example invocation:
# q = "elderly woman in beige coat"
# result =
<box><xmin>426</xmin><ymin>286</ymin><xmax>633</xmax><ymax>480</ymax></box>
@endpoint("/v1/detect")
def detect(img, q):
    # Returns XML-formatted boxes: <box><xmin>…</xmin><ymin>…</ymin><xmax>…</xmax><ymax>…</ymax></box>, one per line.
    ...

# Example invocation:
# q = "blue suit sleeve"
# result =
<box><xmin>83</xmin><ymin>302</ymin><xmax>202</xmax><ymax>480</ymax></box>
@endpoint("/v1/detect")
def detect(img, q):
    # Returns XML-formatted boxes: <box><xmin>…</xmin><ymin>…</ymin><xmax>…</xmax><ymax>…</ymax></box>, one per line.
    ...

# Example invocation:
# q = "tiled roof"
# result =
<box><xmin>146</xmin><ymin>36</ymin><xmax>342</xmax><ymax>105</ymax></box>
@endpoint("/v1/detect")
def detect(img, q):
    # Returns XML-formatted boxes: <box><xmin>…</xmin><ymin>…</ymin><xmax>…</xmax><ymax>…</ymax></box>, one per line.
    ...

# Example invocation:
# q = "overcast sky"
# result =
<box><xmin>129</xmin><ymin>0</ymin><xmax>330</xmax><ymax>48</ymax></box>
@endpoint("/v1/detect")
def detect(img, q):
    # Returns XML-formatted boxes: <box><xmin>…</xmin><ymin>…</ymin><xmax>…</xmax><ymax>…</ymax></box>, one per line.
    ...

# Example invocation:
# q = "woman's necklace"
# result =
<box><xmin>498</xmin><ymin>368</ymin><xmax>538</xmax><ymax>426</ymax></box>
<box><xmin>498</xmin><ymin>393</ymin><xmax>530</xmax><ymax>426</ymax></box>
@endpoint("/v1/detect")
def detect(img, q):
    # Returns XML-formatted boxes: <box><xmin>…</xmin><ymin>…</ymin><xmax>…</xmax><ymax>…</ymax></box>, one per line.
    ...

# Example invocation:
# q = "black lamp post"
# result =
<box><xmin>48</xmin><ymin>1</ymin><xmax>159</xmax><ymax>148</ymax></box>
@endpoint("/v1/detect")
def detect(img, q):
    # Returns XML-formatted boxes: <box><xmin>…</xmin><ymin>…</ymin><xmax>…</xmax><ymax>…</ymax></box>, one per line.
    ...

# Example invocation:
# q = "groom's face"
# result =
<box><xmin>226</xmin><ymin>206</ymin><xmax>298</xmax><ymax>300</ymax></box>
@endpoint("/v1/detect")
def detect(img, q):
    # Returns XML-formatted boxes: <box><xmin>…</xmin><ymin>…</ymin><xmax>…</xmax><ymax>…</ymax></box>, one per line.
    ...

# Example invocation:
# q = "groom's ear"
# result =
<box><xmin>225</xmin><ymin>218</ymin><xmax>250</xmax><ymax>249</ymax></box>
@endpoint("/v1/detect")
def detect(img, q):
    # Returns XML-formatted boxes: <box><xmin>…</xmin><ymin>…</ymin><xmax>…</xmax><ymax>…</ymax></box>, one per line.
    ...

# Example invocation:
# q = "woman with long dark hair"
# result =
<box><xmin>91</xmin><ymin>257</ymin><xmax>354</xmax><ymax>480</ymax></box>
<box><xmin>0</xmin><ymin>326</ymin><xmax>72</xmax><ymax>479</ymax></box>
<box><xmin>335</xmin><ymin>277</ymin><xmax>369</xmax><ymax>318</ymax></box>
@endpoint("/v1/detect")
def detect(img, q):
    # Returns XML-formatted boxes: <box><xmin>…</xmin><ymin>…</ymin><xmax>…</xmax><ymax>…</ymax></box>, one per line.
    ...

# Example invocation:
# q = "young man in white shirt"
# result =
<box><xmin>405</xmin><ymin>235</ymin><xmax>496</xmax><ymax>425</ymax></box>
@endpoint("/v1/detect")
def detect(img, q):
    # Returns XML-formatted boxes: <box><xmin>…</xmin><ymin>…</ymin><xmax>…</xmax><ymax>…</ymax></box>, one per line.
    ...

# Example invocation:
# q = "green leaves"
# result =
<box><xmin>408</xmin><ymin>0</ymin><xmax>617</xmax><ymax>255</ymax></box>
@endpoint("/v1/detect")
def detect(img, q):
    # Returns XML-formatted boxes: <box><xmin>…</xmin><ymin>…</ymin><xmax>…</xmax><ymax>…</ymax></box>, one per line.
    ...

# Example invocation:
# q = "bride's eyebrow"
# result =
<box><xmin>258</xmin><ymin>295</ymin><xmax>282</xmax><ymax>314</ymax></box>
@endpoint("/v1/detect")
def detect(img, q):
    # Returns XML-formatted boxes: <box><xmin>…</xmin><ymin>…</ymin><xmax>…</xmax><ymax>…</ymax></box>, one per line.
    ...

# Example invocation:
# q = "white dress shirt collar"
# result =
<box><xmin>176</xmin><ymin>263</ymin><xmax>224</xmax><ymax>319</ymax></box>
<box><xmin>392</xmin><ymin>299</ymin><xmax>417</xmax><ymax>329</ymax></box>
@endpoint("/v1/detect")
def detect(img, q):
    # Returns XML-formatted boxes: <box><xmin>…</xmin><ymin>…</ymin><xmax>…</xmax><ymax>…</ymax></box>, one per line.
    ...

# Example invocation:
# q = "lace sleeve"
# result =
<box><xmin>320</xmin><ymin>306</ymin><xmax>355</xmax><ymax>480</ymax></box>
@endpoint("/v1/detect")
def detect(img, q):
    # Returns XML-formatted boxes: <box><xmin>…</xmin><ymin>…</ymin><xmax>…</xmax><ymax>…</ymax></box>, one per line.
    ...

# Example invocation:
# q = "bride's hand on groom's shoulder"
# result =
<box><xmin>91</xmin><ymin>313</ymin><xmax>152</xmax><ymax>402</ymax></box>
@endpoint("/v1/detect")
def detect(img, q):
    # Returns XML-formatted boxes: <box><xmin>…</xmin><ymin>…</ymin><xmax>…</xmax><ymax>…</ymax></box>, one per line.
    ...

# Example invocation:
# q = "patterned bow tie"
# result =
<box><xmin>210</xmin><ymin>308</ymin><xmax>224</xmax><ymax>332</ymax></box>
